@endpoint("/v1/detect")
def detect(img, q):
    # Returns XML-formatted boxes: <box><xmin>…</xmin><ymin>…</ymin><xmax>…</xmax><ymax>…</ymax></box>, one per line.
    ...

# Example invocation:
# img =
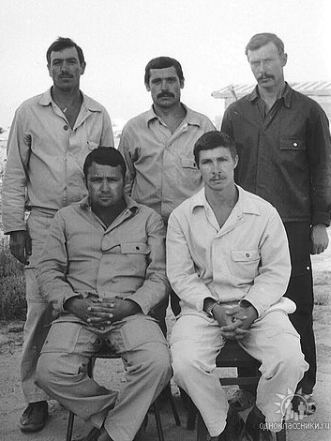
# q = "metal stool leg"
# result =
<box><xmin>152</xmin><ymin>402</ymin><xmax>165</xmax><ymax>441</ymax></box>
<box><xmin>66</xmin><ymin>410</ymin><xmax>75</xmax><ymax>441</ymax></box>
<box><xmin>163</xmin><ymin>383</ymin><xmax>181</xmax><ymax>426</ymax></box>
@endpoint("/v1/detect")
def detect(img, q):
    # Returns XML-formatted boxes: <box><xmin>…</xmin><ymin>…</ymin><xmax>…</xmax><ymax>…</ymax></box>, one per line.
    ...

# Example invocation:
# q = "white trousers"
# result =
<box><xmin>170</xmin><ymin>310</ymin><xmax>308</xmax><ymax>437</ymax></box>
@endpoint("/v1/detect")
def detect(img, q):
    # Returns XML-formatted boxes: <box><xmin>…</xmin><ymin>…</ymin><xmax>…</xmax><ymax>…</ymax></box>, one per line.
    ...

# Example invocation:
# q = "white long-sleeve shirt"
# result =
<box><xmin>2</xmin><ymin>88</ymin><xmax>114</xmax><ymax>233</ymax></box>
<box><xmin>166</xmin><ymin>186</ymin><xmax>291</xmax><ymax>317</ymax></box>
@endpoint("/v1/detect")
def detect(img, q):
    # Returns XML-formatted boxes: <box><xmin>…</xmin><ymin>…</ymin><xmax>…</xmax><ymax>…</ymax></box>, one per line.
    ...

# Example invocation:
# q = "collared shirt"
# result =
<box><xmin>166</xmin><ymin>186</ymin><xmax>291</xmax><ymax>317</ymax></box>
<box><xmin>36</xmin><ymin>195</ymin><xmax>169</xmax><ymax>319</ymax></box>
<box><xmin>221</xmin><ymin>84</ymin><xmax>331</xmax><ymax>225</ymax></box>
<box><xmin>118</xmin><ymin>104</ymin><xmax>215</xmax><ymax>223</ymax></box>
<box><xmin>2</xmin><ymin>88</ymin><xmax>114</xmax><ymax>233</ymax></box>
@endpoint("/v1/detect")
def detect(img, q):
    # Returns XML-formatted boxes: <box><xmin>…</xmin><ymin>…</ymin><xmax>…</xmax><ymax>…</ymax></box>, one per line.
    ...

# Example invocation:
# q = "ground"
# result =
<box><xmin>0</xmin><ymin>233</ymin><xmax>330</xmax><ymax>441</ymax></box>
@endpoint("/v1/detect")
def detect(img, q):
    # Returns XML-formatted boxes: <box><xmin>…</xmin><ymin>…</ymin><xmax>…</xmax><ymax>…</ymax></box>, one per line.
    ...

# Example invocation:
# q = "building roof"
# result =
<box><xmin>212</xmin><ymin>81</ymin><xmax>331</xmax><ymax>99</ymax></box>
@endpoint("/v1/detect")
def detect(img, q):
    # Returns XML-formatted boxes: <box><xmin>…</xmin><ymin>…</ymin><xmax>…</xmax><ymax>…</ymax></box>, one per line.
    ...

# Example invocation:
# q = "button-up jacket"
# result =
<box><xmin>221</xmin><ymin>84</ymin><xmax>331</xmax><ymax>226</ymax></box>
<box><xmin>2</xmin><ymin>88</ymin><xmax>114</xmax><ymax>233</ymax></box>
<box><xmin>118</xmin><ymin>104</ymin><xmax>215</xmax><ymax>223</ymax></box>
<box><xmin>166</xmin><ymin>186</ymin><xmax>291</xmax><ymax>317</ymax></box>
<box><xmin>37</xmin><ymin>196</ymin><xmax>169</xmax><ymax>319</ymax></box>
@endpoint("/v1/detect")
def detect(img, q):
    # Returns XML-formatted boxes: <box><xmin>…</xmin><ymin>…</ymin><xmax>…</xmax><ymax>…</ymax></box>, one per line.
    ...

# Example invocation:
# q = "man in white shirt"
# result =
<box><xmin>167</xmin><ymin>131</ymin><xmax>307</xmax><ymax>440</ymax></box>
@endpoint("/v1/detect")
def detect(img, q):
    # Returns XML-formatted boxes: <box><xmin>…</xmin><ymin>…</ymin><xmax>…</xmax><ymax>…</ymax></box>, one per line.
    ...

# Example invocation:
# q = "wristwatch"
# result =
<box><xmin>205</xmin><ymin>301</ymin><xmax>219</xmax><ymax>318</ymax></box>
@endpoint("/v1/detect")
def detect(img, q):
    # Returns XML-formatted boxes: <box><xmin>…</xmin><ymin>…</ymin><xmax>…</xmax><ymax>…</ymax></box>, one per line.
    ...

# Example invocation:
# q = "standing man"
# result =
<box><xmin>2</xmin><ymin>37</ymin><xmax>114</xmax><ymax>432</ymax></box>
<box><xmin>167</xmin><ymin>131</ymin><xmax>307</xmax><ymax>440</ymax></box>
<box><xmin>36</xmin><ymin>147</ymin><xmax>171</xmax><ymax>441</ymax></box>
<box><xmin>118</xmin><ymin>56</ymin><xmax>215</xmax><ymax>318</ymax></box>
<box><xmin>221</xmin><ymin>32</ymin><xmax>331</xmax><ymax>411</ymax></box>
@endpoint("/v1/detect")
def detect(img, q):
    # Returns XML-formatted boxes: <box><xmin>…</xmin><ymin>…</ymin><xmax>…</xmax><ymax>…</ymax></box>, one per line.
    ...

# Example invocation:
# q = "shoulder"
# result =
<box><xmin>82</xmin><ymin>93</ymin><xmax>109</xmax><ymax>115</ymax></box>
<box><xmin>15</xmin><ymin>93</ymin><xmax>45</xmax><ymax>114</ymax></box>
<box><xmin>240</xmin><ymin>187</ymin><xmax>279</xmax><ymax>217</ymax></box>
<box><xmin>169</xmin><ymin>191</ymin><xmax>200</xmax><ymax>224</ymax></box>
<box><xmin>185</xmin><ymin>105</ymin><xmax>215</xmax><ymax>128</ymax></box>
<box><xmin>123</xmin><ymin>111</ymin><xmax>149</xmax><ymax>130</ymax></box>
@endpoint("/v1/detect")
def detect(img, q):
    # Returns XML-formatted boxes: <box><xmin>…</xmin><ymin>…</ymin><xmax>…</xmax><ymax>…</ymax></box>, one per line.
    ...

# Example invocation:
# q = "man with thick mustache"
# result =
<box><xmin>221</xmin><ymin>32</ymin><xmax>331</xmax><ymax>414</ymax></box>
<box><xmin>119</xmin><ymin>56</ymin><xmax>215</xmax><ymax>324</ymax></box>
<box><xmin>2</xmin><ymin>37</ymin><xmax>114</xmax><ymax>432</ymax></box>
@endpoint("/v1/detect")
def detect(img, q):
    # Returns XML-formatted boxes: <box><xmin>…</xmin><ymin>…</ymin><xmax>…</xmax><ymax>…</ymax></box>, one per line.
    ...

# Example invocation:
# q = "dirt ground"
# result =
<box><xmin>0</xmin><ymin>232</ymin><xmax>330</xmax><ymax>441</ymax></box>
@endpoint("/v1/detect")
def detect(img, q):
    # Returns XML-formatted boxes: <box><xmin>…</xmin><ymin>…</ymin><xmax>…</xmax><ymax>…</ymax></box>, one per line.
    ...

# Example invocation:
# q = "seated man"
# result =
<box><xmin>36</xmin><ymin>147</ymin><xmax>172</xmax><ymax>441</ymax></box>
<box><xmin>166</xmin><ymin>132</ymin><xmax>308</xmax><ymax>441</ymax></box>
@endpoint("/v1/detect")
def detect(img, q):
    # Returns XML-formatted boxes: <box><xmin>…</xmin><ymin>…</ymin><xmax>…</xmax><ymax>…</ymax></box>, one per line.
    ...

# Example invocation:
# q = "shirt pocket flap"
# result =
<box><xmin>231</xmin><ymin>249</ymin><xmax>260</xmax><ymax>262</ymax></box>
<box><xmin>120</xmin><ymin>242</ymin><xmax>150</xmax><ymax>254</ymax></box>
<box><xmin>180</xmin><ymin>158</ymin><xmax>197</xmax><ymax>169</ymax></box>
<box><xmin>280</xmin><ymin>139</ymin><xmax>306</xmax><ymax>150</ymax></box>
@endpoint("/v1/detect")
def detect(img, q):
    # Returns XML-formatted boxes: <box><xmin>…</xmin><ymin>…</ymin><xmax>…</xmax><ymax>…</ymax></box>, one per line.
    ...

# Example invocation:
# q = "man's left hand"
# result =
<box><xmin>87</xmin><ymin>297</ymin><xmax>140</xmax><ymax>327</ymax></box>
<box><xmin>219</xmin><ymin>304</ymin><xmax>257</xmax><ymax>340</ymax></box>
<box><xmin>311</xmin><ymin>224</ymin><xmax>329</xmax><ymax>255</ymax></box>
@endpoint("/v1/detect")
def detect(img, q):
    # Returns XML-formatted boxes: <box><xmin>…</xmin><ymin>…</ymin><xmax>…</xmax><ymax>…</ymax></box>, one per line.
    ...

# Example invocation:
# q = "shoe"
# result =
<box><xmin>73</xmin><ymin>427</ymin><xmax>101</xmax><ymax>441</ymax></box>
<box><xmin>292</xmin><ymin>392</ymin><xmax>316</xmax><ymax>416</ymax></box>
<box><xmin>19</xmin><ymin>401</ymin><xmax>48</xmax><ymax>432</ymax></box>
<box><xmin>219</xmin><ymin>407</ymin><xmax>245</xmax><ymax>441</ymax></box>
<box><xmin>245</xmin><ymin>406</ymin><xmax>272</xmax><ymax>441</ymax></box>
<box><xmin>228</xmin><ymin>389</ymin><xmax>256</xmax><ymax>412</ymax></box>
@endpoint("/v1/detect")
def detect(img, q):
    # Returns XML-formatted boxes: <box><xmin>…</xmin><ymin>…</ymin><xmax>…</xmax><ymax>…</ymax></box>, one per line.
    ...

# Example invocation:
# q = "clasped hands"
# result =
<box><xmin>65</xmin><ymin>296</ymin><xmax>140</xmax><ymax>328</ymax></box>
<box><xmin>212</xmin><ymin>302</ymin><xmax>258</xmax><ymax>340</ymax></box>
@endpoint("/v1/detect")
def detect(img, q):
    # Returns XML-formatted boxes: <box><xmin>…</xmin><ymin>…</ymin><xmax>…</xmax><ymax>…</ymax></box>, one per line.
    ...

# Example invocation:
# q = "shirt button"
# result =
<box><xmin>293</xmin><ymin>142</ymin><xmax>297</xmax><ymax>147</ymax></box>
<box><xmin>136</xmin><ymin>246</ymin><xmax>140</xmax><ymax>250</ymax></box>
<box><xmin>63</xmin><ymin>125</ymin><xmax>69</xmax><ymax>131</ymax></box>
<box><xmin>246</xmin><ymin>253</ymin><xmax>250</xmax><ymax>257</ymax></box>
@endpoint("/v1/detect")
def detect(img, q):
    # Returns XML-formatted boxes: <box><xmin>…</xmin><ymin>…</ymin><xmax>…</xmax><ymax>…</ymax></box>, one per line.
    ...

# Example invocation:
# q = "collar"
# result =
<box><xmin>80</xmin><ymin>194</ymin><xmax>139</xmax><ymax>215</ymax></box>
<box><xmin>191</xmin><ymin>185</ymin><xmax>261</xmax><ymax>217</ymax></box>
<box><xmin>39</xmin><ymin>88</ymin><xmax>104</xmax><ymax>113</ymax></box>
<box><xmin>145</xmin><ymin>103</ymin><xmax>202</xmax><ymax>128</ymax></box>
<box><xmin>246</xmin><ymin>82</ymin><xmax>292</xmax><ymax>108</ymax></box>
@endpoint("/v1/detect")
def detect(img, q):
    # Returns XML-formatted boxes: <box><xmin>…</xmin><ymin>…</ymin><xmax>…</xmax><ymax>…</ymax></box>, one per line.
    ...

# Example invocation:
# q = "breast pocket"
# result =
<box><xmin>280</xmin><ymin>138</ymin><xmax>307</xmax><ymax>171</ymax></box>
<box><xmin>179</xmin><ymin>157</ymin><xmax>201</xmax><ymax>189</ymax></box>
<box><xmin>229</xmin><ymin>249</ymin><xmax>260</xmax><ymax>281</ymax></box>
<box><xmin>120</xmin><ymin>242</ymin><xmax>151</xmax><ymax>277</ymax></box>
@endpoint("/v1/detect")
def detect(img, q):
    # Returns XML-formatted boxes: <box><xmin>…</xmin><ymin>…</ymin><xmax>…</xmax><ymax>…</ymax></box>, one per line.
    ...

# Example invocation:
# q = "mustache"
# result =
<box><xmin>157</xmin><ymin>92</ymin><xmax>175</xmax><ymax>98</ymax></box>
<box><xmin>257</xmin><ymin>74</ymin><xmax>275</xmax><ymax>81</ymax></box>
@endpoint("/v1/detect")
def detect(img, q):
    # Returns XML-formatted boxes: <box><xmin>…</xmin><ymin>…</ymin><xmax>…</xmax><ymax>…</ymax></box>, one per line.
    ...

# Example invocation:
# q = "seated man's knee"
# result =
<box><xmin>172</xmin><ymin>344</ymin><xmax>198</xmax><ymax>381</ymax></box>
<box><xmin>36</xmin><ymin>353</ymin><xmax>57</xmax><ymax>390</ymax></box>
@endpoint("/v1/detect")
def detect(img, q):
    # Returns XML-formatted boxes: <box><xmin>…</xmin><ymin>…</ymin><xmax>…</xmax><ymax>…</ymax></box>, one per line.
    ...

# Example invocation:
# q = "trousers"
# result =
<box><xmin>171</xmin><ymin>310</ymin><xmax>307</xmax><ymax>437</ymax></box>
<box><xmin>21</xmin><ymin>209</ymin><xmax>56</xmax><ymax>403</ymax></box>
<box><xmin>36</xmin><ymin>314</ymin><xmax>172</xmax><ymax>441</ymax></box>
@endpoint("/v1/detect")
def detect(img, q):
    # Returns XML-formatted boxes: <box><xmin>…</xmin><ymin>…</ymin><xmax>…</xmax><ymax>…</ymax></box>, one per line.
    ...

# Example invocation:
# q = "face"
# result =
<box><xmin>86</xmin><ymin>163</ymin><xmax>124</xmax><ymax>212</ymax></box>
<box><xmin>48</xmin><ymin>46</ymin><xmax>85</xmax><ymax>91</ymax></box>
<box><xmin>247</xmin><ymin>42</ymin><xmax>287</xmax><ymax>90</ymax></box>
<box><xmin>198</xmin><ymin>147</ymin><xmax>238</xmax><ymax>192</ymax></box>
<box><xmin>145</xmin><ymin>66</ymin><xmax>184</xmax><ymax>109</ymax></box>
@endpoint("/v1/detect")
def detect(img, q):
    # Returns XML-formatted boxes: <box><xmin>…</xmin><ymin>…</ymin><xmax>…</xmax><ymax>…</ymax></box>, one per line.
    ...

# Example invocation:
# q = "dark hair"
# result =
<box><xmin>46</xmin><ymin>37</ymin><xmax>85</xmax><ymax>65</ymax></box>
<box><xmin>245</xmin><ymin>33</ymin><xmax>285</xmax><ymax>56</ymax></box>
<box><xmin>193</xmin><ymin>131</ymin><xmax>237</xmax><ymax>166</ymax></box>
<box><xmin>83</xmin><ymin>147</ymin><xmax>126</xmax><ymax>180</ymax></box>
<box><xmin>144</xmin><ymin>56</ymin><xmax>184</xmax><ymax>85</ymax></box>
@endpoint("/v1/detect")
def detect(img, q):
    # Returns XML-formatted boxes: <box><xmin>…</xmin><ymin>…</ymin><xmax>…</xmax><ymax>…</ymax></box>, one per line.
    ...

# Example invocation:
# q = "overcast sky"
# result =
<box><xmin>1</xmin><ymin>0</ymin><xmax>330</xmax><ymax>128</ymax></box>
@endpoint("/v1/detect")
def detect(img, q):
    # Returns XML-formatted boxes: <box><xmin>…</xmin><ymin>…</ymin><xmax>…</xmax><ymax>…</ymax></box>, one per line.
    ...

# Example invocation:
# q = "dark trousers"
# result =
<box><xmin>239</xmin><ymin>222</ymin><xmax>316</xmax><ymax>395</ymax></box>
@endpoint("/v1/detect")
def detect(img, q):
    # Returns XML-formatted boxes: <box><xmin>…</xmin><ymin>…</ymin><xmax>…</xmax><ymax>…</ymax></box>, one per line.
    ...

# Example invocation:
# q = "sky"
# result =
<box><xmin>1</xmin><ymin>0</ymin><xmax>330</xmax><ymax>129</ymax></box>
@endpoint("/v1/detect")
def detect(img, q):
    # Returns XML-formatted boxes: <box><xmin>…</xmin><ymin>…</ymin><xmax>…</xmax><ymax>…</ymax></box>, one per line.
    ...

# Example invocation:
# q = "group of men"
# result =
<box><xmin>2</xmin><ymin>32</ymin><xmax>330</xmax><ymax>441</ymax></box>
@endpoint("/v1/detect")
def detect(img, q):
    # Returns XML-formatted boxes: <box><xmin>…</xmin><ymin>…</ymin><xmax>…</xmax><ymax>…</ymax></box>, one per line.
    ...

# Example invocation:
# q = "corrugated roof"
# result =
<box><xmin>212</xmin><ymin>81</ymin><xmax>331</xmax><ymax>99</ymax></box>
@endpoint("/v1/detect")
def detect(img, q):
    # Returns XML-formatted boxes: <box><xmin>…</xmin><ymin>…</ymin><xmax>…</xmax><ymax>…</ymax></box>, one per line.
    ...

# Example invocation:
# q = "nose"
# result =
<box><xmin>100</xmin><ymin>179</ymin><xmax>109</xmax><ymax>191</ymax></box>
<box><xmin>161</xmin><ymin>79</ymin><xmax>169</xmax><ymax>90</ymax></box>
<box><xmin>211</xmin><ymin>162</ymin><xmax>220</xmax><ymax>174</ymax></box>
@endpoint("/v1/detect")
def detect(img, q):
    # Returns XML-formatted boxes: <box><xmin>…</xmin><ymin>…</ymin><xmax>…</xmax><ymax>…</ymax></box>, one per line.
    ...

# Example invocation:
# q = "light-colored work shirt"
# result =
<box><xmin>166</xmin><ymin>186</ymin><xmax>291</xmax><ymax>317</ymax></box>
<box><xmin>37</xmin><ymin>195</ymin><xmax>169</xmax><ymax>319</ymax></box>
<box><xmin>2</xmin><ymin>88</ymin><xmax>114</xmax><ymax>233</ymax></box>
<box><xmin>118</xmin><ymin>104</ymin><xmax>215</xmax><ymax>223</ymax></box>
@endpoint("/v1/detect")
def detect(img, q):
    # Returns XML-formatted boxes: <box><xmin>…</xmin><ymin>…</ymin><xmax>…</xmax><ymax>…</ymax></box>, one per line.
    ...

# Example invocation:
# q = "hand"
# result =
<box><xmin>9</xmin><ymin>231</ymin><xmax>32</xmax><ymax>265</ymax></box>
<box><xmin>311</xmin><ymin>224</ymin><xmax>329</xmax><ymax>255</ymax></box>
<box><xmin>65</xmin><ymin>296</ymin><xmax>140</xmax><ymax>328</ymax></box>
<box><xmin>214</xmin><ymin>304</ymin><xmax>257</xmax><ymax>340</ymax></box>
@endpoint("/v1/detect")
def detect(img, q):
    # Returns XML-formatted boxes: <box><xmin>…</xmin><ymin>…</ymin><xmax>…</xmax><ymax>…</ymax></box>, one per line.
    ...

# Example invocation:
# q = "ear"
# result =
<box><xmin>145</xmin><ymin>82</ymin><xmax>151</xmax><ymax>92</ymax></box>
<box><xmin>80</xmin><ymin>61</ymin><xmax>86</xmax><ymax>75</ymax></box>
<box><xmin>180</xmin><ymin>79</ymin><xmax>185</xmax><ymax>89</ymax></box>
<box><xmin>234</xmin><ymin>155</ymin><xmax>239</xmax><ymax>169</ymax></box>
<box><xmin>47</xmin><ymin>64</ymin><xmax>51</xmax><ymax>77</ymax></box>
<box><xmin>281</xmin><ymin>53</ymin><xmax>288</xmax><ymax>67</ymax></box>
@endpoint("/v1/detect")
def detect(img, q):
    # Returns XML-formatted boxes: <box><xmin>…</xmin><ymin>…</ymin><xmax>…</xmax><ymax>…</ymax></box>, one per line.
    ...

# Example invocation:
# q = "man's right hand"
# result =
<box><xmin>9</xmin><ymin>231</ymin><xmax>32</xmax><ymax>265</ymax></box>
